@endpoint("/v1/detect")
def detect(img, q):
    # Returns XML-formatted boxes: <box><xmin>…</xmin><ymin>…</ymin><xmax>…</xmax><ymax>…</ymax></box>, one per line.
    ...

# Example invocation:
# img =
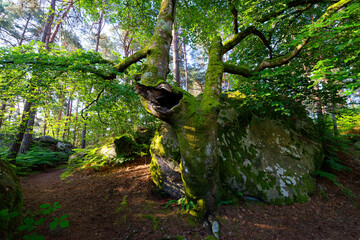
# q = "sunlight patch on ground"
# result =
<box><xmin>253</xmin><ymin>223</ymin><xmax>287</xmax><ymax>230</ymax></box>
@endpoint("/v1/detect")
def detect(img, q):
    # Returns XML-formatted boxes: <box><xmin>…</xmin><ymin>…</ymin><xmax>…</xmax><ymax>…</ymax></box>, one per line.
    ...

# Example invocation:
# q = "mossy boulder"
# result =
<box><xmin>0</xmin><ymin>160</ymin><xmax>23</xmax><ymax>239</ymax></box>
<box><xmin>68</xmin><ymin>128</ymin><xmax>154</xmax><ymax>169</ymax></box>
<box><xmin>150</xmin><ymin>123</ymin><xmax>184</xmax><ymax>198</ymax></box>
<box><xmin>150</xmin><ymin>93</ymin><xmax>324</xmax><ymax>205</ymax></box>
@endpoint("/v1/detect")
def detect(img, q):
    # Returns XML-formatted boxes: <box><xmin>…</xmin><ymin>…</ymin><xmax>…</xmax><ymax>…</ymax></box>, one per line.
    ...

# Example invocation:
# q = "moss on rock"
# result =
<box><xmin>0</xmin><ymin>160</ymin><xmax>23</xmax><ymax>239</ymax></box>
<box><xmin>150</xmin><ymin>92</ymin><xmax>324</xmax><ymax>206</ymax></box>
<box><xmin>150</xmin><ymin>123</ymin><xmax>184</xmax><ymax>198</ymax></box>
<box><xmin>68</xmin><ymin>128</ymin><xmax>154</xmax><ymax>171</ymax></box>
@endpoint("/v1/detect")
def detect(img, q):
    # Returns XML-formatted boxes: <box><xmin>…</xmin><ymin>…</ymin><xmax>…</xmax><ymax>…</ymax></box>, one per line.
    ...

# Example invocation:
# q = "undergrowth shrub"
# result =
<box><xmin>62</xmin><ymin>128</ymin><xmax>155</xmax><ymax>178</ymax></box>
<box><xmin>315</xmin><ymin>117</ymin><xmax>358</xmax><ymax>204</ymax></box>
<box><xmin>15</xmin><ymin>147</ymin><xmax>69</xmax><ymax>174</ymax></box>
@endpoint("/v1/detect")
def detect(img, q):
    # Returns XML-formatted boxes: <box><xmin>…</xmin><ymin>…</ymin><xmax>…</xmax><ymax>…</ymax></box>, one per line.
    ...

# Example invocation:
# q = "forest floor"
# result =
<box><xmin>20</xmin><ymin>154</ymin><xmax>360</xmax><ymax>240</ymax></box>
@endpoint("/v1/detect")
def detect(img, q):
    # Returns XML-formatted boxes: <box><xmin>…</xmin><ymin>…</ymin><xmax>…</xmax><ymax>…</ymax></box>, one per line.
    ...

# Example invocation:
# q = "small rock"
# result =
<box><xmin>211</xmin><ymin>221</ymin><xmax>219</xmax><ymax>240</ymax></box>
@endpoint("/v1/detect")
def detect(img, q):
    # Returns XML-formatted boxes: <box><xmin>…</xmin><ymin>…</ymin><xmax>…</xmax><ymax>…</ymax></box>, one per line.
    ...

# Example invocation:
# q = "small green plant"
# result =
<box><xmin>217</xmin><ymin>200</ymin><xmax>233</xmax><ymax>207</ymax></box>
<box><xmin>115</xmin><ymin>195</ymin><xmax>128</xmax><ymax>213</ymax></box>
<box><xmin>141</xmin><ymin>214</ymin><xmax>159</xmax><ymax>230</ymax></box>
<box><xmin>315</xmin><ymin>170</ymin><xmax>357</xmax><ymax>205</ymax></box>
<box><xmin>17</xmin><ymin>202</ymin><xmax>69</xmax><ymax>240</ymax></box>
<box><xmin>165</xmin><ymin>197</ymin><xmax>196</xmax><ymax>212</ymax></box>
<box><xmin>316</xmin><ymin>120</ymin><xmax>358</xmax><ymax>205</ymax></box>
<box><xmin>0</xmin><ymin>208</ymin><xmax>19</xmax><ymax>223</ymax></box>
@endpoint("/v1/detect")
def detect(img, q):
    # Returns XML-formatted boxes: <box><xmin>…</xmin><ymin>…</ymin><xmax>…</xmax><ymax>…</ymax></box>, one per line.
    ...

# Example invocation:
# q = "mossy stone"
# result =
<box><xmin>150</xmin><ymin>92</ymin><xmax>324</xmax><ymax>206</ymax></box>
<box><xmin>0</xmin><ymin>160</ymin><xmax>23</xmax><ymax>239</ymax></box>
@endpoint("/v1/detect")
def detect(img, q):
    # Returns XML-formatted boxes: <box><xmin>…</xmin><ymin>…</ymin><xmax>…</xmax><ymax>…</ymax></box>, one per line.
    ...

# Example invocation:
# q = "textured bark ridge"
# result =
<box><xmin>150</xmin><ymin>92</ymin><xmax>324</xmax><ymax>206</ymax></box>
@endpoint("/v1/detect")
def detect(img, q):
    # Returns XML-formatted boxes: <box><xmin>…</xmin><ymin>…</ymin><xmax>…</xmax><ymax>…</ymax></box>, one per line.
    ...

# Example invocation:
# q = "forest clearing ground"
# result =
<box><xmin>20</xmin><ymin>155</ymin><xmax>360</xmax><ymax>240</ymax></box>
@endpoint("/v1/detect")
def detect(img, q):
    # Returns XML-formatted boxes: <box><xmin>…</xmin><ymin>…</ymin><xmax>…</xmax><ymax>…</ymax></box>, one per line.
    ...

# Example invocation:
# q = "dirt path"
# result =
<box><xmin>20</xmin><ymin>157</ymin><xmax>360</xmax><ymax>240</ymax></box>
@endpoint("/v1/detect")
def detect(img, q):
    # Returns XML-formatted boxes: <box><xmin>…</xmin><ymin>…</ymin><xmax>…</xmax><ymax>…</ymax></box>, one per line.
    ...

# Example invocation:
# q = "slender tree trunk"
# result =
<box><xmin>19</xmin><ymin>108</ymin><xmax>36</xmax><ymax>154</ymax></box>
<box><xmin>43</xmin><ymin>113</ymin><xmax>47</xmax><ymax>136</ymax></box>
<box><xmin>18</xmin><ymin>0</ymin><xmax>57</xmax><ymax>154</ymax></box>
<box><xmin>172</xmin><ymin>23</ymin><xmax>181</xmax><ymax>86</ymax></box>
<box><xmin>331</xmin><ymin>113</ymin><xmax>338</xmax><ymax>136</ymax></box>
<box><xmin>49</xmin><ymin>0</ymin><xmax>74</xmax><ymax>43</ymax></box>
<box><xmin>0</xmin><ymin>102</ymin><xmax>7</xmax><ymax>130</ymax></box>
<box><xmin>62</xmin><ymin>98</ymin><xmax>71</xmax><ymax>141</ymax></box>
<box><xmin>66</xmin><ymin>98</ymin><xmax>73</xmax><ymax>140</ymax></box>
<box><xmin>19</xmin><ymin>15</ymin><xmax>31</xmax><ymax>46</ymax></box>
<box><xmin>8</xmin><ymin>101</ymin><xmax>32</xmax><ymax>163</ymax></box>
<box><xmin>56</xmin><ymin>97</ymin><xmax>64</xmax><ymax>139</ymax></box>
<box><xmin>95</xmin><ymin>10</ymin><xmax>104</xmax><ymax>53</ymax></box>
<box><xmin>73</xmin><ymin>99</ymin><xmax>79</xmax><ymax>146</ymax></box>
<box><xmin>80</xmin><ymin>121</ymin><xmax>87</xmax><ymax>149</ymax></box>
<box><xmin>41</xmin><ymin>0</ymin><xmax>56</xmax><ymax>50</ymax></box>
<box><xmin>183</xmin><ymin>41</ymin><xmax>189</xmax><ymax>92</ymax></box>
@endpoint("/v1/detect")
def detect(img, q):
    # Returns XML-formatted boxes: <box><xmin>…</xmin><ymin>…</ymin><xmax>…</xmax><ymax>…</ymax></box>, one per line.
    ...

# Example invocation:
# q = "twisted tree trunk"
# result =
<box><xmin>133</xmin><ymin>0</ymin><xmax>223</xmax><ymax>217</ymax></box>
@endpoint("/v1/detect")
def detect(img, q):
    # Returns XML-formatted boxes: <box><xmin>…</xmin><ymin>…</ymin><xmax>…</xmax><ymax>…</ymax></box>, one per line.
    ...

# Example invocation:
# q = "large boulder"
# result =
<box><xmin>68</xmin><ymin>128</ymin><xmax>155</xmax><ymax>168</ymax></box>
<box><xmin>0</xmin><ymin>160</ymin><xmax>23</xmax><ymax>239</ymax></box>
<box><xmin>36</xmin><ymin>135</ymin><xmax>57</xmax><ymax>144</ymax></box>
<box><xmin>56</xmin><ymin>142</ymin><xmax>74</xmax><ymax>154</ymax></box>
<box><xmin>150</xmin><ymin>93</ymin><xmax>324</xmax><ymax>205</ymax></box>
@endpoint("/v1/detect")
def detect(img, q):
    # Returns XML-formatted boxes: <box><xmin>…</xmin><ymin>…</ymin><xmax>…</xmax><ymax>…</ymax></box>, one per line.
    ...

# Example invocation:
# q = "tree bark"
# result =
<box><xmin>41</xmin><ymin>0</ymin><xmax>56</xmax><ymax>50</ymax></box>
<box><xmin>95</xmin><ymin>10</ymin><xmax>104</xmax><ymax>53</ymax></box>
<box><xmin>49</xmin><ymin>0</ymin><xmax>74</xmax><ymax>44</ymax></box>
<box><xmin>172</xmin><ymin>23</ymin><xmax>181</xmax><ymax>86</ymax></box>
<box><xmin>19</xmin><ymin>15</ymin><xmax>31</xmax><ymax>46</ymax></box>
<box><xmin>183</xmin><ymin>40</ymin><xmax>189</xmax><ymax>92</ymax></box>
<box><xmin>19</xmin><ymin>108</ymin><xmax>36</xmax><ymax>154</ymax></box>
<box><xmin>18</xmin><ymin>0</ymin><xmax>57</xmax><ymax>155</ymax></box>
<box><xmin>80</xmin><ymin>122</ymin><xmax>87</xmax><ymax>149</ymax></box>
<box><xmin>8</xmin><ymin>101</ymin><xmax>33</xmax><ymax>163</ymax></box>
<box><xmin>73</xmin><ymin>99</ymin><xmax>79</xmax><ymax>146</ymax></box>
<box><xmin>43</xmin><ymin>113</ymin><xmax>47</xmax><ymax>136</ymax></box>
<box><xmin>0</xmin><ymin>102</ymin><xmax>7</xmax><ymax>130</ymax></box>
<box><xmin>134</xmin><ymin>0</ymin><xmax>223</xmax><ymax>217</ymax></box>
<box><xmin>331</xmin><ymin>113</ymin><xmax>339</xmax><ymax>136</ymax></box>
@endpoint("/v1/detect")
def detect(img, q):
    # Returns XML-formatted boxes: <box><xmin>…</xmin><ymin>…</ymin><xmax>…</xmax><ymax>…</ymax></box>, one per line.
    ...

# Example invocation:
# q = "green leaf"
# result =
<box><xmin>34</xmin><ymin>217</ymin><xmax>46</xmax><ymax>226</ymax></box>
<box><xmin>9</xmin><ymin>211</ymin><xmax>19</xmax><ymax>218</ymax></box>
<box><xmin>24</xmin><ymin>216</ymin><xmax>34</xmax><ymax>225</ymax></box>
<box><xmin>17</xmin><ymin>224</ymin><xmax>29</xmax><ymax>231</ymax></box>
<box><xmin>49</xmin><ymin>220</ymin><xmax>58</xmax><ymax>230</ymax></box>
<box><xmin>42</xmin><ymin>209</ymin><xmax>52</xmax><ymax>215</ymax></box>
<box><xmin>40</xmin><ymin>204</ymin><xmax>51</xmax><ymax>209</ymax></box>
<box><xmin>27</xmin><ymin>226</ymin><xmax>35</xmax><ymax>233</ymax></box>
<box><xmin>59</xmin><ymin>220</ymin><xmax>69</xmax><ymax>228</ymax></box>
<box><xmin>59</xmin><ymin>214</ymin><xmax>68</xmax><ymax>220</ymax></box>
<box><xmin>165</xmin><ymin>200</ymin><xmax>178</xmax><ymax>208</ymax></box>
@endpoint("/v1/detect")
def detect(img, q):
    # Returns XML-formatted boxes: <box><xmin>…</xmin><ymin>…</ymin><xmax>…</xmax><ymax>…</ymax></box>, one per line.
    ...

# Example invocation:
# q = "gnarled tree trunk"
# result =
<box><xmin>133</xmin><ymin>0</ymin><xmax>223</xmax><ymax>217</ymax></box>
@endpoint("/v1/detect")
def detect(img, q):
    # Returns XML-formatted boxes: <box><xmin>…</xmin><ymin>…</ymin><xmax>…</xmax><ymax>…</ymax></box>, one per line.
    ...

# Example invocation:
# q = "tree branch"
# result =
<box><xmin>254</xmin><ymin>0</ymin><xmax>351</xmax><ymax>71</ymax></box>
<box><xmin>49</xmin><ymin>0</ymin><xmax>74</xmax><ymax>43</ymax></box>
<box><xmin>81</xmin><ymin>87</ymin><xmax>105</xmax><ymax>120</ymax></box>
<box><xmin>228</xmin><ymin>0</ymin><xmax>239</xmax><ymax>34</ymax></box>
<box><xmin>256</xmin><ymin>38</ymin><xmax>309</xmax><ymax>71</ymax></box>
<box><xmin>223</xmin><ymin>62</ymin><xmax>253</xmax><ymax>77</ymax></box>
<box><xmin>114</xmin><ymin>48</ymin><xmax>148</xmax><ymax>72</ymax></box>
<box><xmin>222</xmin><ymin>27</ymin><xmax>254</xmax><ymax>54</ymax></box>
<box><xmin>251</xmin><ymin>28</ymin><xmax>272</xmax><ymax>56</ymax></box>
